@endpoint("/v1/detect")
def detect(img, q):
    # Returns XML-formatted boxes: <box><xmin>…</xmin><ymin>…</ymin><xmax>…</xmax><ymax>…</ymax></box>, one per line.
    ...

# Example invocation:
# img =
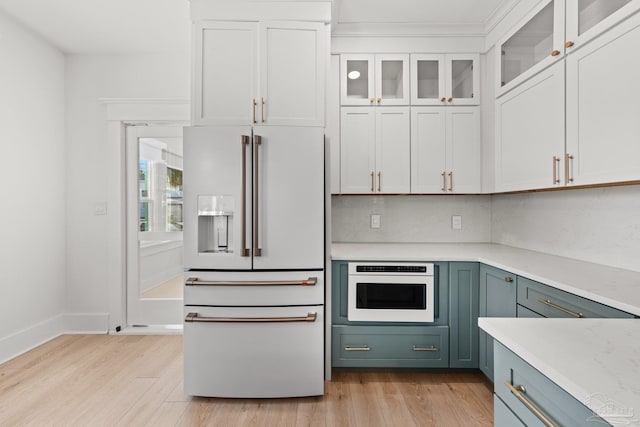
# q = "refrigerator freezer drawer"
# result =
<box><xmin>184</xmin><ymin>270</ymin><xmax>324</xmax><ymax>306</ymax></box>
<box><xmin>183</xmin><ymin>305</ymin><xmax>324</xmax><ymax>398</ymax></box>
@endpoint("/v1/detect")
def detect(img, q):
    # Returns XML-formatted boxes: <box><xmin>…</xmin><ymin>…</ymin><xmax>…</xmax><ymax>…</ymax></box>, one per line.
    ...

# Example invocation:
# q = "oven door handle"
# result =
<box><xmin>185</xmin><ymin>312</ymin><xmax>317</xmax><ymax>323</ymax></box>
<box><xmin>185</xmin><ymin>277</ymin><xmax>317</xmax><ymax>287</ymax></box>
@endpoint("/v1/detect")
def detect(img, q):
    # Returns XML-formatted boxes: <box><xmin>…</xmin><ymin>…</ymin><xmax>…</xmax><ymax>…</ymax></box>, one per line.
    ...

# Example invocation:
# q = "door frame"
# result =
<box><xmin>102</xmin><ymin>98</ymin><xmax>189</xmax><ymax>332</ymax></box>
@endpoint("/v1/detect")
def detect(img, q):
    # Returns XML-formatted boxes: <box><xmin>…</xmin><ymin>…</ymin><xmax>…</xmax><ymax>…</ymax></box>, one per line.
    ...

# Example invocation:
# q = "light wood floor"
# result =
<box><xmin>0</xmin><ymin>335</ymin><xmax>494</xmax><ymax>426</ymax></box>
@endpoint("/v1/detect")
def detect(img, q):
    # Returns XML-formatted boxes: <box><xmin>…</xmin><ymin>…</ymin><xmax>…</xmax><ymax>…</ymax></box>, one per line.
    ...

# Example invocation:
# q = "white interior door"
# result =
<box><xmin>126</xmin><ymin>125</ymin><xmax>184</xmax><ymax>326</ymax></box>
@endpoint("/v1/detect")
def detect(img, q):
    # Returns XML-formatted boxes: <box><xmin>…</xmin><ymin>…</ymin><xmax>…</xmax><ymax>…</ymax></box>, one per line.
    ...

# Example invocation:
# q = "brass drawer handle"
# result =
<box><xmin>565</xmin><ymin>41</ymin><xmax>574</xmax><ymax>48</ymax></box>
<box><xmin>345</xmin><ymin>346</ymin><xmax>370</xmax><ymax>351</ymax></box>
<box><xmin>538</xmin><ymin>299</ymin><xmax>583</xmax><ymax>318</ymax></box>
<box><xmin>412</xmin><ymin>345</ymin><xmax>438</xmax><ymax>352</ymax></box>
<box><xmin>551</xmin><ymin>50</ymin><xmax>561</xmax><ymax>57</ymax></box>
<box><xmin>504</xmin><ymin>381</ymin><xmax>557</xmax><ymax>427</ymax></box>
<box><xmin>505</xmin><ymin>277</ymin><xmax>514</xmax><ymax>283</ymax></box>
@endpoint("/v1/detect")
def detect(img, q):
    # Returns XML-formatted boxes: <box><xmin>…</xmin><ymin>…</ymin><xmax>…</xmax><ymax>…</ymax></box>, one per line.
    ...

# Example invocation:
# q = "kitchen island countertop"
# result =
<box><xmin>479</xmin><ymin>317</ymin><xmax>640</xmax><ymax>427</ymax></box>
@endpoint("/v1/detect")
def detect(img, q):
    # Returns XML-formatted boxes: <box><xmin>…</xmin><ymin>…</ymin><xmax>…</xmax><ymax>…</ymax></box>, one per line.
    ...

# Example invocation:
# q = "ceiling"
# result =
<box><xmin>0</xmin><ymin>0</ymin><xmax>513</xmax><ymax>54</ymax></box>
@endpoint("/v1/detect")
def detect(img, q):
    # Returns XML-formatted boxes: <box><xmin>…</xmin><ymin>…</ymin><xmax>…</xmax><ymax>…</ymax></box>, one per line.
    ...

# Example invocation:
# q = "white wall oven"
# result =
<box><xmin>348</xmin><ymin>262</ymin><xmax>435</xmax><ymax>323</ymax></box>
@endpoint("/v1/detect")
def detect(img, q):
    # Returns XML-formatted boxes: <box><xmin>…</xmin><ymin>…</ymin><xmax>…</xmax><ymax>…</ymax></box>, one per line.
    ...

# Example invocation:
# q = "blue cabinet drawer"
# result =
<box><xmin>516</xmin><ymin>304</ymin><xmax>544</xmax><ymax>318</ymax></box>
<box><xmin>494</xmin><ymin>341</ymin><xmax>609</xmax><ymax>426</ymax></box>
<box><xmin>517</xmin><ymin>277</ymin><xmax>633</xmax><ymax>319</ymax></box>
<box><xmin>332</xmin><ymin>325</ymin><xmax>449</xmax><ymax>368</ymax></box>
<box><xmin>494</xmin><ymin>395</ymin><xmax>525</xmax><ymax>427</ymax></box>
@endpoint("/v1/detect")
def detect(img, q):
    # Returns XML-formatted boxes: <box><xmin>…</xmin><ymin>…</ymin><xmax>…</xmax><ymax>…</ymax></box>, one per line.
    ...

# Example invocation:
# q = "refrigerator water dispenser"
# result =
<box><xmin>197</xmin><ymin>195</ymin><xmax>235</xmax><ymax>253</ymax></box>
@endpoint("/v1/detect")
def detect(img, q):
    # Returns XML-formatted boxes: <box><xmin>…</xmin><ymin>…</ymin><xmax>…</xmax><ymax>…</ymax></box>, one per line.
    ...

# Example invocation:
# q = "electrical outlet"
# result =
<box><xmin>452</xmin><ymin>215</ymin><xmax>462</xmax><ymax>230</ymax></box>
<box><xmin>371</xmin><ymin>214</ymin><xmax>381</xmax><ymax>229</ymax></box>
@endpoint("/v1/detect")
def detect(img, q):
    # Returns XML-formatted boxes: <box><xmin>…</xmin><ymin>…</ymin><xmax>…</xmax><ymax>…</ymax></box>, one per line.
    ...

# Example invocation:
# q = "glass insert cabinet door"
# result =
<box><xmin>410</xmin><ymin>54</ymin><xmax>479</xmax><ymax>105</ymax></box>
<box><xmin>565</xmin><ymin>0</ymin><xmax>640</xmax><ymax>49</ymax></box>
<box><xmin>374</xmin><ymin>54</ymin><xmax>410</xmax><ymax>105</ymax></box>
<box><xmin>496</xmin><ymin>0</ymin><xmax>565</xmax><ymax>96</ymax></box>
<box><xmin>340</xmin><ymin>54</ymin><xmax>375</xmax><ymax>105</ymax></box>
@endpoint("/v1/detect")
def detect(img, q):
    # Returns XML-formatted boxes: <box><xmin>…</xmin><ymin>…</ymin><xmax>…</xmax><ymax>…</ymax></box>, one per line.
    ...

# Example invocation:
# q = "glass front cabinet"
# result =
<box><xmin>496</xmin><ymin>0</ymin><xmax>640</xmax><ymax>96</ymax></box>
<box><xmin>340</xmin><ymin>54</ymin><xmax>409</xmax><ymax>106</ymax></box>
<box><xmin>410</xmin><ymin>54</ymin><xmax>479</xmax><ymax>106</ymax></box>
<box><xmin>496</xmin><ymin>0</ymin><xmax>565</xmax><ymax>96</ymax></box>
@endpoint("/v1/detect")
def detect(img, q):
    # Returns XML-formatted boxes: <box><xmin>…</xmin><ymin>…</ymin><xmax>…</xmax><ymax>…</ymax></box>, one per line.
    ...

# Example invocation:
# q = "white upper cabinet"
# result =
<box><xmin>411</xmin><ymin>107</ymin><xmax>481</xmax><ymax>194</ymax></box>
<box><xmin>495</xmin><ymin>61</ymin><xmax>565</xmax><ymax>192</ymax></box>
<box><xmin>496</xmin><ymin>0</ymin><xmax>565</xmax><ymax>97</ymax></box>
<box><xmin>340</xmin><ymin>107</ymin><xmax>410</xmax><ymax>194</ymax></box>
<box><xmin>193</xmin><ymin>20</ymin><xmax>326</xmax><ymax>127</ymax></box>
<box><xmin>193</xmin><ymin>21</ymin><xmax>258</xmax><ymax>126</ymax></box>
<box><xmin>565</xmin><ymin>0</ymin><xmax>640</xmax><ymax>52</ymax></box>
<box><xmin>260</xmin><ymin>21</ymin><xmax>326</xmax><ymax>126</ymax></box>
<box><xmin>566</xmin><ymin>11</ymin><xmax>640</xmax><ymax>186</ymax></box>
<box><xmin>341</xmin><ymin>54</ymin><xmax>409</xmax><ymax>106</ymax></box>
<box><xmin>411</xmin><ymin>54</ymin><xmax>479</xmax><ymax>106</ymax></box>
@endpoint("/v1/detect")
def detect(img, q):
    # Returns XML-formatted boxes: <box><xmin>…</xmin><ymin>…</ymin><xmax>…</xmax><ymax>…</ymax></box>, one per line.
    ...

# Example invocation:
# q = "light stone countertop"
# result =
<box><xmin>479</xmin><ymin>318</ymin><xmax>640</xmax><ymax>427</ymax></box>
<box><xmin>331</xmin><ymin>243</ymin><xmax>640</xmax><ymax>316</ymax></box>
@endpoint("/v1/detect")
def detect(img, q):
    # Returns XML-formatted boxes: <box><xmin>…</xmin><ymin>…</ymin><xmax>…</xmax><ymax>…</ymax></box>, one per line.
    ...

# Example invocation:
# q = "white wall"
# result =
<box><xmin>0</xmin><ymin>10</ymin><xmax>66</xmax><ymax>360</ymax></box>
<box><xmin>65</xmin><ymin>53</ymin><xmax>189</xmax><ymax>329</ymax></box>
<box><xmin>492</xmin><ymin>185</ymin><xmax>640</xmax><ymax>273</ymax></box>
<box><xmin>332</xmin><ymin>195</ymin><xmax>492</xmax><ymax>243</ymax></box>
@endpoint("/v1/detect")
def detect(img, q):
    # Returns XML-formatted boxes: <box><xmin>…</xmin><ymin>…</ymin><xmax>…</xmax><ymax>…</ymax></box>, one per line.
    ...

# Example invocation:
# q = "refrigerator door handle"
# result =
<box><xmin>185</xmin><ymin>277</ymin><xmax>317</xmax><ymax>286</ymax></box>
<box><xmin>253</xmin><ymin>135</ymin><xmax>262</xmax><ymax>256</ymax></box>
<box><xmin>241</xmin><ymin>135</ymin><xmax>250</xmax><ymax>257</ymax></box>
<box><xmin>185</xmin><ymin>312</ymin><xmax>317</xmax><ymax>323</ymax></box>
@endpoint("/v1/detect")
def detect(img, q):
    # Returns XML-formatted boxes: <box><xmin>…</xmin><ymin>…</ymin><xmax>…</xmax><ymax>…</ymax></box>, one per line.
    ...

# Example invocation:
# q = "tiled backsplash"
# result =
<box><xmin>332</xmin><ymin>185</ymin><xmax>640</xmax><ymax>273</ymax></box>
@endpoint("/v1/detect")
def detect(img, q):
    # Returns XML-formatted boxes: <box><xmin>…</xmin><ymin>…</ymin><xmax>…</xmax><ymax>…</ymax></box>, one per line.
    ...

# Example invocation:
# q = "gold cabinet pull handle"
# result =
<box><xmin>565</xmin><ymin>41</ymin><xmax>575</xmax><ymax>48</ymax></box>
<box><xmin>252</xmin><ymin>99</ymin><xmax>257</xmax><ymax>124</ymax></box>
<box><xmin>377</xmin><ymin>171</ymin><xmax>381</xmax><ymax>192</ymax></box>
<box><xmin>240</xmin><ymin>135</ymin><xmax>250</xmax><ymax>257</ymax></box>
<box><xmin>370</xmin><ymin>98</ymin><xmax>375</xmax><ymax>104</ymax></box>
<box><xmin>185</xmin><ymin>312</ymin><xmax>317</xmax><ymax>323</ymax></box>
<box><xmin>447</xmin><ymin>97</ymin><xmax>453</xmax><ymax>103</ymax></box>
<box><xmin>345</xmin><ymin>346</ymin><xmax>370</xmax><ymax>351</ymax></box>
<box><xmin>552</xmin><ymin>156</ymin><xmax>560</xmax><ymax>184</ymax></box>
<box><xmin>261</xmin><ymin>97</ymin><xmax>265</xmax><ymax>123</ymax></box>
<box><xmin>412</xmin><ymin>345</ymin><xmax>438</xmax><ymax>352</ymax></box>
<box><xmin>504</xmin><ymin>381</ymin><xmax>557</xmax><ymax>427</ymax></box>
<box><xmin>441</xmin><ymin>97</ymin><xmax>446</xmax><ymax>103</ymax></box>
<box><xmin>377</xmin><ymin>98</ymin><xmax>382</xmax><ymax>104</ymax></box>
<box><xmin>370</xmin><ymin>171</ymin><xmax>375</xmax><ymax>192</ymax></box>
<box><xmin>441</xmin><ymin>171</ymin><xmax>447</xmax><ymax>192</ymax></box>
<box><xmin>566</xmin><ymin>153</ymin><xmax>574</xmax><ymax>183</ymax></box>
<box><xmin>551</xmin><ymin>50</ymin><xmax>561</xmax><ymax>56</ymax></box>
<box><xmin>505</xmin><ymin>276</ymin><xmax>514</xmax><ymax>283</ymax></box>
<box><xmin>448</xmin><ymin>171</ymin><xmax>453</xmax><ymax>192</ymax></box>
<box><xmin>538</xmin><ymin>299</ymin><xmax>583</xmax><ymax>318</ymax></box>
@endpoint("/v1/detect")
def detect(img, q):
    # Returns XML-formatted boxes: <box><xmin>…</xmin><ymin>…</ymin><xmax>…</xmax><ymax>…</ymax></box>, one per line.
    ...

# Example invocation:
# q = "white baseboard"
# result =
<box><xmin>63</xmin><ymin>313</ymin><xmax>110</xmax><ymax>334</ymax></box>
<box><xmin>0</xmin><ymin>315</ymin><xmax>65</xmax><ymax>365</ymax></box>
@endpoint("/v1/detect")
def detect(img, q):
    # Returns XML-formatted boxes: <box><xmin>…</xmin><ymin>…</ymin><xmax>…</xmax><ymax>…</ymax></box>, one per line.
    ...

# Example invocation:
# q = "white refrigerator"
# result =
<box><xmin>182</xmin><ymin>125</ymin><xmax>325</xmax><ymax>398</ymax></box>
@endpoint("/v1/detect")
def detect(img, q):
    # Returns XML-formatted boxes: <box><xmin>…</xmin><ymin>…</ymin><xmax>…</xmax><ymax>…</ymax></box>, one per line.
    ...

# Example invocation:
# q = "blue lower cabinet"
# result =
<box><xmin>449</xmin><ymin>262</ymin><xmax>479</xmax><ymax>368</ymax></box>
<box><xmin>479</xmin><ymin>265</ymin><xmax>517</xmax><ymax>381</ymax></box>
<box><xmin>332</xmin><ymin>325</ymin><xmax>449</xmax><ymax>368</ymax></box>
<box><xmin>494</xmin><ymin>341</ymin><xmax>610</xmax><ymax>426</ymax></box>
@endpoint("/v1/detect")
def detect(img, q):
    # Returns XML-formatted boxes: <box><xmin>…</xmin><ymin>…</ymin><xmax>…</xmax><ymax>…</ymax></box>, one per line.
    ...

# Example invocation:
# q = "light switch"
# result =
<box><xmin>371</xmin><ymin>214</ymin><xmax>381</xmax><ymax>229</ymax></box>
<box><xmin>452</xmin><ymin>215</ymin><xmax>462</xmax><ymax>230</ymax></box>
<box><xmin>94</xmin><ymin>201</ymin><xmax>107</xmax><ymax>216</ymax></box>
